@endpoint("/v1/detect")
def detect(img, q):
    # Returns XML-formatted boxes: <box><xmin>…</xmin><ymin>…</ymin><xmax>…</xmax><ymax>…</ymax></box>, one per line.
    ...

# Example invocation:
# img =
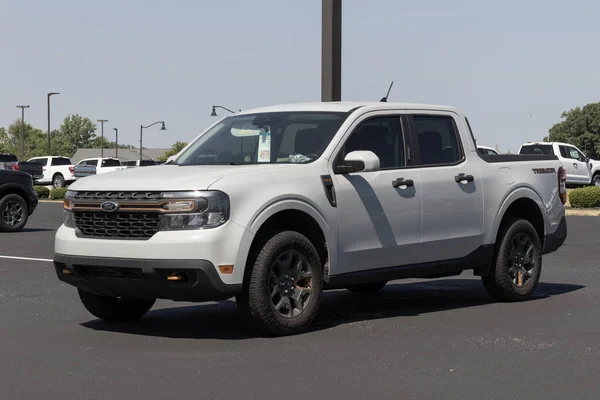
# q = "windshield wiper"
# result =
<box><xmin>198</xmin><ymin>162</ymin><xmax>240</xmax><ymax>165</ymax></box>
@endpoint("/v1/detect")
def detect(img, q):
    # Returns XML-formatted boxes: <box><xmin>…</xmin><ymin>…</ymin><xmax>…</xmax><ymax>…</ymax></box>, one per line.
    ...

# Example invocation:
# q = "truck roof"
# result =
<box><xmin>521</xmin><ymin>142</ymin><xmax>571</xmax><ymax>147</ymax></box>
<box><xmin>236</xmin><ymin>101</ymin><xmax>462</xmax><ymax>115</ymax></box>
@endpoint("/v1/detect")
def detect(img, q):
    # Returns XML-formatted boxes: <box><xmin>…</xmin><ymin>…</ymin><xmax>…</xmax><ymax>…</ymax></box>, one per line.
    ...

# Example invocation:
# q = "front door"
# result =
<box><xmin>330</xmin><ymin>113</ymin><xmax>421</xmax><ymax>274</ymax></box>
<box><xmin>560</xmin><ymin>145</ymin><xmax>590</xmax><ymax>184</ymax></box>
<box><xmin>408</xmin><ymin>112</ymin><xmax>485</xmax><ymax>263</ymax></box>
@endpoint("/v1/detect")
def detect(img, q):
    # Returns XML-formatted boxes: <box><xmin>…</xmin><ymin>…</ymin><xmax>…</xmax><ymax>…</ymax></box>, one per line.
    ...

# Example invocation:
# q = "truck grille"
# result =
<box><xmin>74</xmin><ymin>211</ymin><xmax>160</xmax><ymax>239</ymax></box>
<box><xmin>77</xmin><ymin>265</ymin><xmax>147</xmax><ymax>280</ymax></box>
<box><xmin>73</xmin><ymin>191</ymin><xmax>162</xmax><ymax>201</ymax></box>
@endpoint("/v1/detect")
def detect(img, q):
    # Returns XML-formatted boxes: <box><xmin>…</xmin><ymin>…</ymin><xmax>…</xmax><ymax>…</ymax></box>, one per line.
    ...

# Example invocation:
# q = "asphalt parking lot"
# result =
<box><xmin>1</xmin><ymin>203</ymin><xmax>599</xmax><ymax>400</ymax></box>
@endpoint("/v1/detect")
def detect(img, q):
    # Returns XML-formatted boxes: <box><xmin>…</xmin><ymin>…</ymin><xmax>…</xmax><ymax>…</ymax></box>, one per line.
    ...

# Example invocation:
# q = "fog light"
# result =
<box><xmin>167</xmin><ymin>272</ymin><xmax>182</xmax><ymax>281</ymax></box>
<box><xmin>62</xmin><ymin>269</ymin><xmax>72</xmax><ymax>275</ymax></box>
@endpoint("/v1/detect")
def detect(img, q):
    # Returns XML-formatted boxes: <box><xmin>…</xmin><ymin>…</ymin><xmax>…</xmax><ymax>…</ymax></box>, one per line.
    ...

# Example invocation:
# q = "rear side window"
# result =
<box><xmin>519</xmin><ymin>144</ymin><xmax>554</xmax><ymax>155</ymax></box>
<box><xmin>51</xmin><ymin>157</ymin><xmax>71</xmax><ymax>166</ymax></box>
<box><xmin>413</xmin><ymin>115</ymin><xmax>462</xmax><ymax>165</ymax></box>
<box><xmin>101</xmin><ymin>159</ymin><xmax>121</xmax><ymax>167</ymax></box>
<box><xmin>29</xmin><ymin>158</ymin><xmax>47</xmax><ymax>165</ymax></box>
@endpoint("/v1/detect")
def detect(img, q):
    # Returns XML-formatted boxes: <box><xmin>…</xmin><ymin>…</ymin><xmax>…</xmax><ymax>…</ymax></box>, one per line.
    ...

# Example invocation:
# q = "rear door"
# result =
<box><xmin>407</xmin><ymin>112</ymin><xmax>485</xmax><ymax>263</ymax></box>
<box><xmin>559</xmin><ymin>145</ymin><xmax>591</xmax><ymax>184</ymax></box>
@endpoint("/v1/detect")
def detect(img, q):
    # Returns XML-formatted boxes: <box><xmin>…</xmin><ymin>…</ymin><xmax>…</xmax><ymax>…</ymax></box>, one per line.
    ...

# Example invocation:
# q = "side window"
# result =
<box><xmin>413</xmin><ymin>115</ymin><xmax>462</xmax><ymax>165</ymax></box>
<box><xmin>564</xmin><ymin>146</ymin><xmax>585</xmax><ymax>161</ymax></box>
<box><xmin>559</xmin><ymin>146</ymin><xmax>568</xmax><ymax>158</ymax></box>
<box><xmin>342</xmin><ymin>116</ymin><xmax>405</xmax><ymax>169</ymax></box>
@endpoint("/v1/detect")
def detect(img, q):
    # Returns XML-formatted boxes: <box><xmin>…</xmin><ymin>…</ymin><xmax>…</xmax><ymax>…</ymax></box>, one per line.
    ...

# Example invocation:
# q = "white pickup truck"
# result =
<box><xmin>27</xmin><ymin>156</ymin><xmax>76</xmax><ymax>188</ymax></box>
<box><xmin>73</xmin><ymin>157</ymin><xmax>127</xmax><ymax>179</ymax></box>
<box><xmin>519</xmin><ymin>141</ymin><xmax>600</xmax><ymax>187</ymax></box>
<box><xmin>54</xmin><ymin>101</ymin><xmax>568</xmax><ymax>336</ymax></box>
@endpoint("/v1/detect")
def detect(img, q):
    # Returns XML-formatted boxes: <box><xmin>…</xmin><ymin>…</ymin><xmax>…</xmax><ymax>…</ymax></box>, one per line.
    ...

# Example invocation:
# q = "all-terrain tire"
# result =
<box><xmin>0</xmin><ymin>193</ymin><xmax>29</xmax><ymax>232</ymax></box>
<box><xmin>482</xmin><ymin>218</ymin><xmax>542</xmax><ymax>302</ymax></box>
<box><xmin>237</xmin><ymin>231</ymin><xmax>323</xmax><ymax>336</ymax></box>
<box><xmin>78</xmin><ymin>289</ymin><xmax>155</xmax><ymax>322</ymax></box>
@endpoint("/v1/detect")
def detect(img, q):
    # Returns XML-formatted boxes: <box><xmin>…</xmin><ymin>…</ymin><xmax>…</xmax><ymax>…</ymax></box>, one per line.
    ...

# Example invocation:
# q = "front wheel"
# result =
<box><xmin>482</xmin><ymin>218</ymin><xmax>542</xmax><ymax>302</ymax></box>
<box><xmin>0</xmin><ymin>194</ymin><xmax>29</xmax><ymax>232</ymax></box>
<box><xmin>237</xmin><ymin>231</ymin><xmax>323</xmax><ymax>336</ymax></box>
<box><xmin>593</xmin><ymin>174</ymin><xmax>600</xmax><ymax>187</ymax></box>
<box><xmin>78</xmin><ymin>289</ymin><xmax>155</xmax><ymax>322</ymax></box>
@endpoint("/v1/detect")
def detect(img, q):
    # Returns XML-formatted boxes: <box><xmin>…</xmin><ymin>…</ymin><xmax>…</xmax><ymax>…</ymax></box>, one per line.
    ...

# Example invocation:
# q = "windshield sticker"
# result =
<box><xmin>257</xmin><ymin>128</ymin><xmax>271</xmax><ymax>163</ymax></box>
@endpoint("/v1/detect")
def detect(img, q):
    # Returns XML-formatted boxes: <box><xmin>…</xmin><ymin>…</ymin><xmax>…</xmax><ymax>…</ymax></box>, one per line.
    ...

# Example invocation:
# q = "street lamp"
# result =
<box><xmin>113</xmin><ymin>128</ymin><xmax>119</xmax><ymax>158</ymax></box>
<box><xmin>47</xmin><ymin>92</ymin><xmax>59</xmax><ymax>155</ymax></box>
<box><xmin>525</xmin><ymin>113</ymin><xmax>532</xmax><ymax>142</ymax></box>
<box><xmin>16</xmin><ymin>105</ymin><xmax>30</xmax><ymax>160</ymax></box>
<box><xmin>210</xmin><ymin>105</ymin><xmax>236</xmax><ymax>117</ymax></box>
<box><xmin>140</xmin><ymin>121</ymin><xmax>166</xmax><ymax>161</ymax></box>
<box><xmin>97</xmin><ymin>119</ymin><xmax>108</xmax><ymax>158</ymax></box>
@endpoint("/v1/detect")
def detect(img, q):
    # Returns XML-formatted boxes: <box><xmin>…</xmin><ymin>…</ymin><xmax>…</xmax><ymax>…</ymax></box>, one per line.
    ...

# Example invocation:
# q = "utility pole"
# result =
<box><xmin>47</xmin><ymin>92</ymin><xmax>59</xmax><ymax>155</ymax></box>
<box><xmin>321</xmin><ymin>0</ymin><xmax>342</xmax><ymax>102</ymax></box>
<box><xmin>113</xmin><ymin>128</ymin><xmax>118</xmax><ymax>158</ymax></box>
<box><xmin>16</xmin><ymin>105</ymin><xmax>30</xmax><ymax>160</ymax></box>
<box><xmin>97</xmin><ymin>119</ymin><xmax>108</xmax><ymax>158</ymax></box>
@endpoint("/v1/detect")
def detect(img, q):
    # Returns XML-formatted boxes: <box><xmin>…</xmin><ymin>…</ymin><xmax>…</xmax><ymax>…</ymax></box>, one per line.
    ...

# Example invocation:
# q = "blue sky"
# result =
<box><xmin>1</xmin><ymin>0</ymin><xmax>599</xmax><ymax>153</ymax></box>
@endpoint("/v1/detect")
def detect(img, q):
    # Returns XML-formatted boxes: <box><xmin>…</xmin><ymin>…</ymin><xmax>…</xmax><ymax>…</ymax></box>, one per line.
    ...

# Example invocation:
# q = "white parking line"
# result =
<box><xmin>0</xmin><ymin>255</ymin><xmax>53</xmax><ymax>263</ymax></box>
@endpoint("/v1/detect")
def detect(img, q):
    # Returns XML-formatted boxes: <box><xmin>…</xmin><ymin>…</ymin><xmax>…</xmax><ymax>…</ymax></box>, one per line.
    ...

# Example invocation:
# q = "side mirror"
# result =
<box><xmin>334</xmin><ymin>150</ymin><xmax>380</xmax><ymax>174</ymax></box>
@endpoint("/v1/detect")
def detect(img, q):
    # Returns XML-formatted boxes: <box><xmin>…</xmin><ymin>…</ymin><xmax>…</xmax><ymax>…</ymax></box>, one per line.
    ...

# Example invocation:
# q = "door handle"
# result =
<box><xmin>455</xmin><ymin>173</ymin><xmax>474</xmax><ymax>183</ymax></box>
<box><xmin>573</xmin><ymin>163</ymin><xmax>578</xmax><ymax>167</ymax></box>
<box><xmin>392</xmin><ymin>178</ymin><xmax>414</xmax><ymax>188</ymax></box>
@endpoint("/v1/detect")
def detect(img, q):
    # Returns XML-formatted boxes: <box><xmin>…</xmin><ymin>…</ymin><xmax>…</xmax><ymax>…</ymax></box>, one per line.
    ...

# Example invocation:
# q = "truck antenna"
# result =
<box><xmin>380</xmin><ymin>81</ymin><xmax>394</xmax><ymax>102</ymax></box>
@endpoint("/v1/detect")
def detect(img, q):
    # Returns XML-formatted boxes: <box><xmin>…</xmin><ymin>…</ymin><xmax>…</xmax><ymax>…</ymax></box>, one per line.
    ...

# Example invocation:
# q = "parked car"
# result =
<box><xmin>518</xmin><ymin>142</ymin><xmax>600</xmax><ymax>186</ymax></box>
<box><xmin>27</xmin><ymin>156</ymin><xmax>76</xmax><ymax>188</ymax></box>
<box><xmin>0</xmin><ymin>153</ymin><xmax>44</xmax><ymax>181</ymax></box>
<box><xmin>73</xmin><ymin>157</ymin><xmax>127</xmax><ymax>179</ymax></box>
<box><xmin>54</xmin><ymin>101</ymin><xmax>567</xmax><ymax>336</ymax></box>
<box><xmin>121</xmin><ymin>159</ymin><xmax>157</xmax><ymax>168</ymax></box>
<box><xmin>0</xmin><ymin>169</ymin><xmax>38</xmax><ymax>232</ymax></box>
<box><xmin>477</xmin><ymin>145</ymin><xmax>499</xmax><ymax>156</ymax></box>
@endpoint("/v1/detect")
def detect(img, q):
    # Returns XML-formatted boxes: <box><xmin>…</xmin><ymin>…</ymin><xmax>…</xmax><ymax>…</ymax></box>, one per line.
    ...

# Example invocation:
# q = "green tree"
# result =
<box><xmin>159</xmin><ymin>141</ymin><xmax>188</xmax><ymax>161</ymax></box>
<box><xmin>545</xmin><ymin>102</ymin><xmax>600</xmax><ymax>158</ymax></box>
<box><xmin>60</xmin><ymin>114</ymin><xmax>97</xmax><ymax>155</ymax></box>
<box><xmin>0</xmin><ymin>119</ymin><xmax>45</xmax><ymax>159</ymax></box>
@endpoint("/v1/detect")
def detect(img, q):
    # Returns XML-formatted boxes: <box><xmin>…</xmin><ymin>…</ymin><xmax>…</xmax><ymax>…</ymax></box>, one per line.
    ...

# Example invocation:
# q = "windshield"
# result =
<box><xmin>177</xmin><ymin>112</ymin><xmax>348</xmax><ymax>165</ymax></box>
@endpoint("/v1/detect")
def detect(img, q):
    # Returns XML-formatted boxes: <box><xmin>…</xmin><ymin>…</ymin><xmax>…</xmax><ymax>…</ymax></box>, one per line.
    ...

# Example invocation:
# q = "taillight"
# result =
<box><xmin>69</xmin><ymin>166</ymin><xmax>75</xmax><ymax>174</ymax></box>
<box><xmin>558</xmin><ymin>167</ymin><xmax>567</xmax><ymax>205</ymax></box>
<box><xmin>12</xmin><ymin>163</ymin><xmax>19</xmax><ymax>171</ymax></box>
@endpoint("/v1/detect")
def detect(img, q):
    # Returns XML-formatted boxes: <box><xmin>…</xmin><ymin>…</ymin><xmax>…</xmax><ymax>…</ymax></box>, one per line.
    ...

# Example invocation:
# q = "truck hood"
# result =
<box><xmin>68</xmin><ymin>164</ymin><xmax>298</xmax><ymax>191</ymax></box>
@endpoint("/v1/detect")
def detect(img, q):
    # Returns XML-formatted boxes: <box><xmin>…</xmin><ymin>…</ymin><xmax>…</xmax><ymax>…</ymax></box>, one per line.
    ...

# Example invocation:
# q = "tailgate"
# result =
<box><xmin>74</xmin><ymin>165</ymin><xmax>96</xmax><ymax>178</ymax></box>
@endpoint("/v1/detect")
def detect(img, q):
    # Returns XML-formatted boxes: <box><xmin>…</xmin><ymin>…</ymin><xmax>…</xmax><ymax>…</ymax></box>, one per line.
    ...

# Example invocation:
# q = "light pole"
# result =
<box><xmin>97</xmin><ymin>119</ymin><xmax>108</xmax><ymax>157</ymax></box>
<box><xmin>525</xmin><ymin>113</ymin><xmax>532</xmax><ymax>142</ymax></box>
<box><xmin>210</xmin><ymin>105</ymin><xmax>237</xmax><ymax>116</ymax></box>
<box><xmin>47</xmin><ymin>92</ymin><xmax>59</xmax><ymax>155</ymax></box>
<box><xmin>16</xmin><ymin>105</ymin><xmax>30</xmax><ymax>160</ymax></box>
<box><xmin>140</xmin><ymin>121</ymin><xmax>166</xmax><ymax>161</ymax></box>
<box><xmin>113</xmin><ymin>128</ymin><xmax>119</xmax><ymax>158</ymax></box>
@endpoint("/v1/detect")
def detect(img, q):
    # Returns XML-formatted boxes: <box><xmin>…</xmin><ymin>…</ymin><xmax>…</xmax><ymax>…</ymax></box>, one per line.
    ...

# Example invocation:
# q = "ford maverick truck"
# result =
<box><xmin>54</xmin><ymin>102</ymin><xmax>568</xmax><ymax>336</ymax></box>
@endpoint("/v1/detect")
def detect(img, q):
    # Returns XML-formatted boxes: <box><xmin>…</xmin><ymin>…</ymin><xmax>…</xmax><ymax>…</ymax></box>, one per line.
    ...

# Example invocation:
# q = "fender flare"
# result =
<box><xmin>487</xmin><ymin>185</ymin><xmax>549</xmax><ymax>245</ymax></box>
<box><xmin>232</xmin><ymin>197</ymin><xmax>337</xmax><ymax>280</ymax></box>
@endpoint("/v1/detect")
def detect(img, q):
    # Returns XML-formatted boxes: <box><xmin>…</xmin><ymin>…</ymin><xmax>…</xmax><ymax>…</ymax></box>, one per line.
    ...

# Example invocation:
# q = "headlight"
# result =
<box><xmin>159</xmin><ymin>191</ymin><xmax>229</xmax><ymax>231</ymax></box>
<box><xmin>63</xmin><ymin>197</ymin><xmax>75</xmax><ymax>228</ymax></box>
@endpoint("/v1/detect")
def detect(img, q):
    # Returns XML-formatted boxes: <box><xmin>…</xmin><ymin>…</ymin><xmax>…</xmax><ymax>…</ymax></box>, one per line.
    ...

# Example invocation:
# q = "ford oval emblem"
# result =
<box><xmin>100</xmin><ymin>201</ymin><xmax>119</xmax><ymax>212</ymax></box>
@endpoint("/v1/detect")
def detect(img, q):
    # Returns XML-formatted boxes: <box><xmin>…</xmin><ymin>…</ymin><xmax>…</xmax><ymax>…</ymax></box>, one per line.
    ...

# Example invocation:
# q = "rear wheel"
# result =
<box><xmin>482</xmin><ymin>218</ymin><xmax>542</xmax><ymax>302</ymax></box>
<box><xmin>0</xmin><ymin>194</ymin><xmax>29</xmax><ymax>232</ymax></box>
<box><xmin>237</xmin><ymin>231</ymin><xmax>323</xmax><ymax>336</ymax></box>
<box><xmin>53</xmin><ymin>174</ymin><xmax>65</xmax><ymax>188</ymax></box>
<box><xmin>78</xmin><ymin>289</ymin><xmax>155</xmax><ymax>322</ymax></box>
<box><xmin>346</xmin><ymin>281</ymin><xmax>387</xmax><ymax>294</ymax></box>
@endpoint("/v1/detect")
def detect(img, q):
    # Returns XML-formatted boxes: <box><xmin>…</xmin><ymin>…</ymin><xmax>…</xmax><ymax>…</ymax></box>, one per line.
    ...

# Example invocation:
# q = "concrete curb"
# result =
<box><xmin>565</xmin><ymin>208</ymin><xmax>600</xmax><ymax>217</ymax></box>
<box><xmin>39</xmin><ymin>200</ymin><xmax>64</xmax><ymax>203</ymax></box>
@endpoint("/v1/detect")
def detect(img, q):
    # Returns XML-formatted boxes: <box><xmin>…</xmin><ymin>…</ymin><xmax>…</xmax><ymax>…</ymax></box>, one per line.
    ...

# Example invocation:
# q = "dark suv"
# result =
<box><xmin>0</xmin><ymin>169</ymin><xmax>39</xmax><ymax>232</ymax></box>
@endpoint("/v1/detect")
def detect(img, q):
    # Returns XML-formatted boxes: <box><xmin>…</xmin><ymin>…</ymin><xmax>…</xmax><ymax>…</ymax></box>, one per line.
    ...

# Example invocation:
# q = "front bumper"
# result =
<box><xmin>543</xmin><ymin>216</ymin><xmax>567</xmax><ymax>255</ymax></box>
<box><xmin>54</xmin><ymin>254</ymin><xmax>242</xmax><ymax>302</ymax></box>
